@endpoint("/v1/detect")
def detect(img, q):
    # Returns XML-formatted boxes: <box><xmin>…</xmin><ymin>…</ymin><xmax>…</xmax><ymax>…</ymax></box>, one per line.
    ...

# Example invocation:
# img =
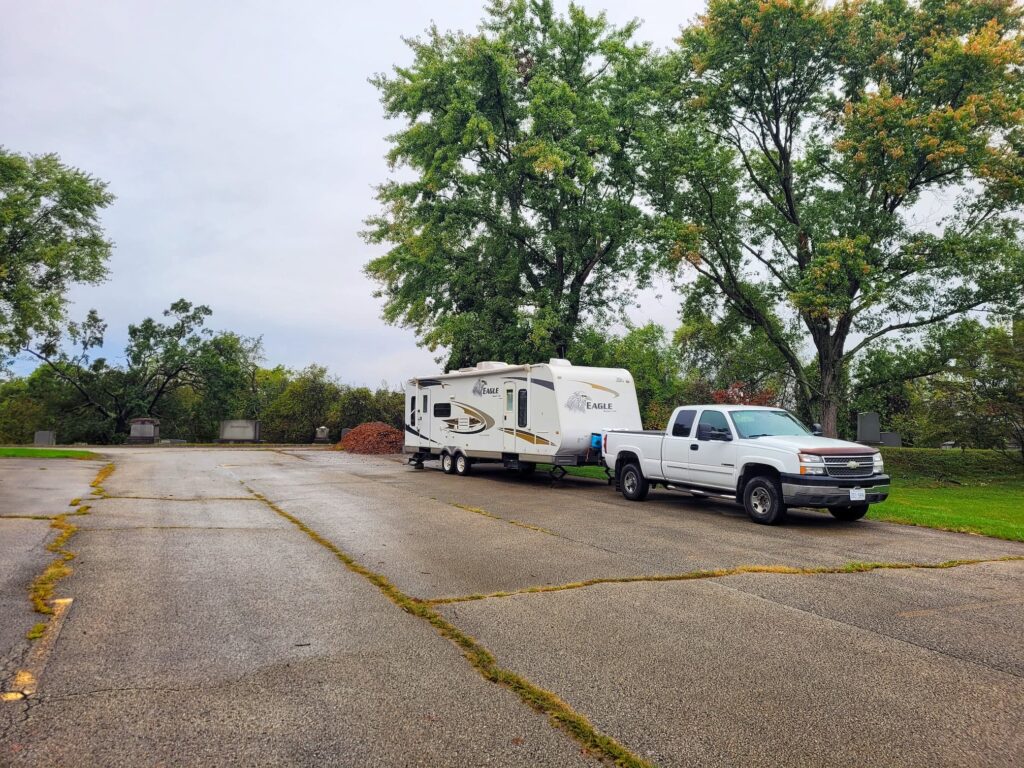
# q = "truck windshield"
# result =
<box><xmin>729</xmin><ymin>410</ymin><xmax>811</xmax><ymax>438</ymax></box>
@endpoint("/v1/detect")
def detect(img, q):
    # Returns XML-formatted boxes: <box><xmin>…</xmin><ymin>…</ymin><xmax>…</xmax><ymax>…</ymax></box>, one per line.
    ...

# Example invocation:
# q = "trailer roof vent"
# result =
<box><xmin>548</xmin><ymin>358</ymin><xmax>572</xmax><ymax>366</ymax></box>
<box><xmin>457</xmin><ymin>366</ymin><xmax>477</xmax><ymax>372</ymax></box>
<box><xmin>476</xmin><ymin>361</ymin><xmax>509</xmax><ymax>370</ymax></box>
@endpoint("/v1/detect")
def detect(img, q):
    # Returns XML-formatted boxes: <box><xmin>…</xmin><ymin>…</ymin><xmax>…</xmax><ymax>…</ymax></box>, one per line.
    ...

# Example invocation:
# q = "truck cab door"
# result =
<box><xmin>661</xmin><ymin>408</ymin><xmax>696</xmax><ymax>482</ymax></box>
<box><xmin>502</xmin><ymin>382</ymin><xmax>516</xmax><ymax>452</ymax></box>
<box><xmin>688</xmin><ymin>410</ymin><xmax>737</xmax><ymax>489</ymax></box>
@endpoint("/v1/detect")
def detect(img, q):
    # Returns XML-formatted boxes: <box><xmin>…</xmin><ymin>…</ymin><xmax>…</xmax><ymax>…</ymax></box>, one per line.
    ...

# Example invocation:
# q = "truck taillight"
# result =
<box><xmin>603</xmin><ymin>434</ymin><xmax>607</xmax><ymax>453</ymax></box>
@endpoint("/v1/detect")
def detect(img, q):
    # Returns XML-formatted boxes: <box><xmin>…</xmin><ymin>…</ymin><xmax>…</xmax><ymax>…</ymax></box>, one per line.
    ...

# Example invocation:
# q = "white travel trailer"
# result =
<box><xmin>404</xmin><ymin>359</ymin><xmax>642</xmax><ymax>475</ymax></box>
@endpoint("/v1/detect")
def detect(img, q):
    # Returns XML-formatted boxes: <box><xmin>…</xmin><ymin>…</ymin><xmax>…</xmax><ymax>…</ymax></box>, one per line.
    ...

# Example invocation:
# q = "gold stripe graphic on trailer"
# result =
<box><xmin>568</xmin><ymin>380</ymin><xmax>620</xmax><ymax>397</ymax></box>
<box><xmin>499</xmin><ymin>428</ymin><xmax>554</xmax><ymax>446</ymax></box>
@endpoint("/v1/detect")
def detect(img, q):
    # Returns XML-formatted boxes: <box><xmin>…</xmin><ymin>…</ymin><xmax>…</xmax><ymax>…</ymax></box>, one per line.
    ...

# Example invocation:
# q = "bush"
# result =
<box><xmin>880</xmin><ymin>447</ymin><xmax>1024</xmax><ymax>485</ymax></box>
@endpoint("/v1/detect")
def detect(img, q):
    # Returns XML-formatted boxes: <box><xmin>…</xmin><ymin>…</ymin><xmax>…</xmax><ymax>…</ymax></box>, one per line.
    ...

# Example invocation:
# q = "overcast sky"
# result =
<box><xmin>2</xmin><ymin>0</ymin><xmax>703</xmax><ymax>386</ymax></box>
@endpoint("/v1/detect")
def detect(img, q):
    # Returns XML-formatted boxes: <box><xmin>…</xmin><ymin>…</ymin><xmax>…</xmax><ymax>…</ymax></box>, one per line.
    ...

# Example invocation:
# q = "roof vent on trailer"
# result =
<box><xmin>548</xmin><ymin>358</ymin><xmax>572</xmax><ymax>366</ymax></box>
<box><xmin>476</xmin><ymin>361</ymin><xmax>508</xmax><ymax>370</ymax></box>
<box><xmin>457</xmin><ymin>366</ymin><xmax>477</xmax><ymax>372</ymax></box>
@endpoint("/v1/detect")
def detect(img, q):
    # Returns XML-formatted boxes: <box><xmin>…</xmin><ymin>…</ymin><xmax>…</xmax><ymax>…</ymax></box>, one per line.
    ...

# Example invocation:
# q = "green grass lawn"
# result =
<box><xmin>868</xmin><ymin>482</ymin><xmax>1024</xmax><ymax>542</ymax></box>
<box><xmin>0</xmin><ymin>447</ymin><xmax>101</xmax><ymax>460</ymax></box>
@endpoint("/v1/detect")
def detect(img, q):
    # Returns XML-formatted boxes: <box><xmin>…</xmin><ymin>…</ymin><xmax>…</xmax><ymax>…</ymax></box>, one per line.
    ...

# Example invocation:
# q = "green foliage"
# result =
<box><xmin>645</xmin><ymin>0</ymin><xmax>1024</xmax><ymax>435</ymax></box>
<box><xmin>870</xmin><ymin>482</ymin><xmax>1024</xmax><ymax>542</ymax></box>
<box><xmin>0</xmin><ymin>148</ymin><xmax>113</xmax><ymax>357</ymax></box>
<box><xmin>364</xmin><ymin>0</ymin><xmax>659</xmax><ymax>369</ymax></box>
<box><xmin>0</xmin><ymin>447</ymin><xmax>100</xmax><ymax>460</ymax></box>
<box><xmin>879</xmin><ymin>446</ymin><xmax>1024</xmax><ymax>484</ymax></box>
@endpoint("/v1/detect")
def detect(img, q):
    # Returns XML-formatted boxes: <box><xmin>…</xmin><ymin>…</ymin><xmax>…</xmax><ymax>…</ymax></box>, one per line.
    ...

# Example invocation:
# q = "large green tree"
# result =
<box><xmin>0</xmin><ymin>148</ymin><xmax>113</xmax><ymax>357</ymax></box>
<box><xmin>364</xmin><ymin>0</ymin><xmax>658</xmax><ymax>369</ymax></box>
<box><xmin>645</xmin><ymin>0</ymin><xmax>1024</xmax><ymax>435</ymax></box>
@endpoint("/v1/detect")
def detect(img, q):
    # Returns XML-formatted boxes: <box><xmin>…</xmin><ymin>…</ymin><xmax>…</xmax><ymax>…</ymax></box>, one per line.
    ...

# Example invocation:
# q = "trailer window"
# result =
<box><xmin>421</xmin><ymin>395</ymin><xmax>428</xmax><ymax>413</ymax></box>
<box><xmin>671</xmin><ymin>409</ymin><xmax>696</xmax><ymax>437</ymax></box>
<box><xmin>433</xmin><ymin>403</ymin><xmax>451</xmax><ymax>418</ymax></box>
<box><xmin>505</xmin><ymin>389</ymin><xmax>514</xmax><ymax>411</ymax></box>
<box><xmin>517</xmin><ymin>389</ymin><xmax>528</xmax><ymax>428</ymax></box>
<box><xmin>409</xmin><ymin>401</ymin><xmax>416</xmax><ymax>426</ymax></box>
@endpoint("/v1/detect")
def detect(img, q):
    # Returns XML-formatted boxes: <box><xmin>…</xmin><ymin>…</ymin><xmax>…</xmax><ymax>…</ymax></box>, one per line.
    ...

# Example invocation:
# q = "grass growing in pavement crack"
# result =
<box><xmin>28</xmin><ymin>464</ymin><xmax>112</xmax><ymax>620</ymax></box>
<box><xmin>451</xmin><ymin>503</ymin><xmax>557</xmax><ymax>536</ymax></box>
<box><xmin>427</xmin><ymin>556</ymin><xmax>1024</xmax><ymax>605</ymax></box>
<box><xmin>26</xmin><ymin>623</ymin><xmax>46</xmax><ymax>641</ymax></box>
<box><xmin>90</xmin><ymin>463</ymin><xmax>115</xmax><ymax>496</ymax></box>
<box><xmin>245</xmin><ymin>486</ymin><xmax>654</xmax><ymax>768</ymax></box>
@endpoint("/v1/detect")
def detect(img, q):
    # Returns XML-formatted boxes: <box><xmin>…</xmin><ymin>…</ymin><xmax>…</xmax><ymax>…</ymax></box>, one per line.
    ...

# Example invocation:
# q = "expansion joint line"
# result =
<box><xmin>425</xmin><ymin>556</ymin><xmax>1024</xmax><ymax>606</ymax></box>
<box><xmin>450</xmin><ymin>503</ymin><xmax>559</xmax><ymax>537</ymax></box>
<box><xmin>243</xmin><ymin>485</ymin><xmax>654</xmax><ymax>768</ymax></box>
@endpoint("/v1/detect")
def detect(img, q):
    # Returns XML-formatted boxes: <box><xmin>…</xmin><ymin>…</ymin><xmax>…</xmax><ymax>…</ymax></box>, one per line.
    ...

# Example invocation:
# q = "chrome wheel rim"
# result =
<box><xmin>442</xmin><ymin>455</ymin><xmax>452</xmax><ymax>471</ymax></box>
<box><xmin>751</xmin><ymin>487</ymin><xmax>772</xmax><ymax>516</ymax></box>
<box><xmin>623</xmin><ymin>472</ymin><xmax>638</xmax><ymax>495</ymax></box>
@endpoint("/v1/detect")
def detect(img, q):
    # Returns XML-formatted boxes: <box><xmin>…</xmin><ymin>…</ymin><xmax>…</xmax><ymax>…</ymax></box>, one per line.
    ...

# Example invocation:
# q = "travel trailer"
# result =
<box><xmin>404</xmin><ymin>359</ymin><xmax>642</xmax><ymax>475</ymax></box>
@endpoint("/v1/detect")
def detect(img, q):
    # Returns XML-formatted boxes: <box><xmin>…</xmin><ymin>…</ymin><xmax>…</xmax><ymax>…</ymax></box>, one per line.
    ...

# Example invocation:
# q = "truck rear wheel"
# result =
<box><xmin>620</xmin><ymin>463</ymin><xmax>649</xmax><ymax>501</ymax></box>
<box><xmin>743</xmin><ymin>476</ymin><xmax>786</xmax><ymax>525</ymax></box>
<box><xmin>441</xmin><ymin>452</ymin><xmax>455</xmax><ymax>474</ymax></box>
<box><xmin>829</xmin><ymin>504</ymin><xmax>868</xmax><ymax>521</ymax></box>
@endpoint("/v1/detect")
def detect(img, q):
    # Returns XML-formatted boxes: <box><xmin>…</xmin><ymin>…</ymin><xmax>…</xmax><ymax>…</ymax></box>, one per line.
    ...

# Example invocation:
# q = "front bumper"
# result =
<box><xmin>780</xmin><ymin>473</ymin><xmax>890</xmax><ymax>508</ymax></box>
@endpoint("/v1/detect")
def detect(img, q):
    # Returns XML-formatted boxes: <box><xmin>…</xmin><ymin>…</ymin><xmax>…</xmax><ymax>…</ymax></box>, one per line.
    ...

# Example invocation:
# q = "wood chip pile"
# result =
<box><xmin>338</xmin><ymin>422</ymin><xmax>404</xmax><ymax>454</ymax></box>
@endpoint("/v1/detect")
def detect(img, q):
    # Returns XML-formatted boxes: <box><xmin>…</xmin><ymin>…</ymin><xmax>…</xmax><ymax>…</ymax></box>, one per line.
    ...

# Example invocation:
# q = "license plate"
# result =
<box><xmin>849</xmin><ymin>488</ymin><xmax>866</xmax><ymax>502</ymax></box>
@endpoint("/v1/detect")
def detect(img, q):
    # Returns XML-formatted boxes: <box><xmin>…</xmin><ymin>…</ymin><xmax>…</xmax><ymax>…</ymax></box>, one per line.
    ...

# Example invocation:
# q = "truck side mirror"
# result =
<box><xmin>696</xmin><ymin>423</ymin><xmax>712</xmax><ymax>441</ymax></box>
<box><xmin>812</xmin><ymin>423</ymin><xmax>822</xmax><ymax>436</ymax></box>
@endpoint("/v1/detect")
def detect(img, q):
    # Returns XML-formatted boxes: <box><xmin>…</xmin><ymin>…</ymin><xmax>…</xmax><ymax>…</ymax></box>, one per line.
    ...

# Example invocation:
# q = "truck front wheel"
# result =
<box><xmin>743</xmin><ymin>476</ymin><xmax>786</xmax><ymax>525</ymax></box>
<box><xmin>620</xmin><ymin>463</ymin><xmax>649</xmax><ymax>501</ymax></box>
<box><xmin>829</xmin><ymin>504</ymin><xmax>868</xmax><ymax>521</ymax></box>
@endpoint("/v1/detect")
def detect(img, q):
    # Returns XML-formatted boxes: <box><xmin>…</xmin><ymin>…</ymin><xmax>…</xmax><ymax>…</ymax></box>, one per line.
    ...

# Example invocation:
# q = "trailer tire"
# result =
<box><xmin>454</xmin><ymin>453</ymin><xmax>471</xmax><ymax>476</ymax></box>
<box><xmin>742</xmin><ymin>475</ymin><xmax>786</xmax><ymax>525</ymax></box>
<box><xmin>441</xmin><ymin>452</ymin><xmax>455</xmax><ymax>474</ymax></box>
<box><xmin>620</xmin><ymin>463</ymin><xmax>649</xmax><ymax>501</ymax></box>
<box><xmin>828</xmin><ymin>504</ymin><xmax>868</xmax><ymax>521</ymax></box>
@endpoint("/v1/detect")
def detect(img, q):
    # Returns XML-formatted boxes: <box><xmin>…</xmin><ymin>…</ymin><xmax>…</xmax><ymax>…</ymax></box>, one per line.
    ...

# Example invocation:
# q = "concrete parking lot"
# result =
<box><xmin>2</xmin><ymin>448</ymin><xmax>1022</xmax><ymax>766</ymax></box>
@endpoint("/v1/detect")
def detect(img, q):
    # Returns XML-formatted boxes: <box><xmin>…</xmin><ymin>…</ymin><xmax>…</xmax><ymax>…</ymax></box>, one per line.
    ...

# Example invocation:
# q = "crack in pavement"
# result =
<box><xmin>239</xmin><ymin>482</ymin><xmax>651</xmax><ymax>768</ymax></box>
<box><xmin>424</xmin><ymin>556</ymin><xmax>1024</xmax><ymax>605</ymax></box>
<box><xmin>708</xmin><ymin>577</ymin><xmax>1024</xmax><ymax>681</ymax></box>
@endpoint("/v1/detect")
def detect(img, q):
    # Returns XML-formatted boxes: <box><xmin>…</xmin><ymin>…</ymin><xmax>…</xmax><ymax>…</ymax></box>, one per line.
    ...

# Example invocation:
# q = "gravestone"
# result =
<box><xmin>33</xmin><ymin>431</ymin><xmax>56</xmax><ymax>446</ymax></box>
<box><xmin>313</xmin><ymin>426</ymin><xmax>330</xmax><ymax>444</ymax></box>
<box><xmin>856</xmin><ymin>412</ymin><xmax>881</xmax><ymax>444</ymax></box>
<box><xmin>219</xmin><ymin>419</ymin><xmax>260</xmax><ymax>443</ymax></box>
<box><xmin>127</xmin><ymin>418</ymin><xmax>160</xmax><ymax>445</ymax></box>
<box><xmin>879</xmin><ymin>431</ymin><xmax>902</xmax><ymax>447</ymax></box>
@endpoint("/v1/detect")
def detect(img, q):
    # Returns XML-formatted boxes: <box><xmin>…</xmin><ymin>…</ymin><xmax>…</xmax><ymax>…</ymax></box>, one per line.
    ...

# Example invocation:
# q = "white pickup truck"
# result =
<box><xmin>602</xmin><ymin>404</ymin><xmax>890</xmax><ymax>525</ymax></box>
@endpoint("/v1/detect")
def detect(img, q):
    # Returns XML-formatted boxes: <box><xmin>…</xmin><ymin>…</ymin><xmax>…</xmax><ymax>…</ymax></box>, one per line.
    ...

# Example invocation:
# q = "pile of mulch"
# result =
<box><xmin>338</xmin><ymin>422</ymin><xmax>404</xmax><ymax>454</ymax></box>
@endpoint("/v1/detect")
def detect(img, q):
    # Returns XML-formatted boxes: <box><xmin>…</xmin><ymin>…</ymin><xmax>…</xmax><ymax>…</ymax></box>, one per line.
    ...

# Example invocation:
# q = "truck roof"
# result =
<box><xmin>678</xmin><ymin>404</ymin><xmax>785</xmax><ymax>411</ymax></box>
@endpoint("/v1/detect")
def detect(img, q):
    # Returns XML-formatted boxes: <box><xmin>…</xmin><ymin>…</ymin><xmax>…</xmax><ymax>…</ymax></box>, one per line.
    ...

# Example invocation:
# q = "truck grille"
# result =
<box><xmin>823</xmin><ymin>455</ymin><xmax>875</xmax><ymax>479</ymax></box>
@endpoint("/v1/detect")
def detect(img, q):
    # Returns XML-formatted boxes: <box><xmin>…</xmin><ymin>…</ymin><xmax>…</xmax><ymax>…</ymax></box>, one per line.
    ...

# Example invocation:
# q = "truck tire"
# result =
<box><xmin>620</xmin><ymin>463</ymin><xmax>649</xmax><ymax>501</ymax></box>
<box><xmin>829</xmin><ymin>504</ymin><xmax>868</xmax><ymax>521</ymax></box>
<box><xmin>441</xmin><ymin>452</ymin><xmax>455</xmax><ymax>474</ymax></box>
<box><xmin>454</xmin><ymin>453</ymin><xmax>471</xmax><ymax>476</ymax></box>
<box><xmin>743</xmin><ymin>475</ymin><xmax>786</xmax><ymax>525</ymax></box>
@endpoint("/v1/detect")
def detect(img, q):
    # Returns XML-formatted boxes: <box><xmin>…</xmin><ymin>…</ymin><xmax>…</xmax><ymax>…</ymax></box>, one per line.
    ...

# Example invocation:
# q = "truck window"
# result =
<box><xmin>433</xmin><ymin>403</ymin><xmax>451</xmax><ymax>418</ymax></box>
<box><xmin>671</xmin><ymin>409</ymin><xmax>696</xmax><ymax>437</ymax></box>
<box><xmin>697</xmin><ymin>409</ymin><xmax>731</xmax><ymax>439</ymax></box>
<box><xmin>517</xmin><ymin>389</ymin><xmax>528</xmax><ymax>428</ymax></box>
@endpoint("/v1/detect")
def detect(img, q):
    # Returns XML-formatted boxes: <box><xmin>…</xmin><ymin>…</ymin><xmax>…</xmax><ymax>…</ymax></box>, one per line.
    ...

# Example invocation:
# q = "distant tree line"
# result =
<box><xmin>0</xmin><ymin>299</ymin><xmax>403</xmax><ymax>445</ymax></box>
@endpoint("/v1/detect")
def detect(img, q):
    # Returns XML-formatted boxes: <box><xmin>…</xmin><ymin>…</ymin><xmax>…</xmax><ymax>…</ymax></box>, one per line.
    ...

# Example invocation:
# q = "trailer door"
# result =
<box><xmin>502</xmin><ymin>381</ymin><xmax>517</xmax><ymax>452</ymax></box>
<box><xmin>419</xmin><ymin>391</ymin><xmax>430</xmax><ymax>445</ymax></box>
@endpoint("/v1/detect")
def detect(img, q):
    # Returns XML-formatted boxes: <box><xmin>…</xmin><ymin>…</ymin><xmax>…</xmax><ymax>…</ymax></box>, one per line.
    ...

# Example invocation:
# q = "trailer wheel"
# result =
<box><xmin>454</xmin><ymin>453</ymin><xmax>471</xmax><ymax>476</ymax></box>
<box><xmin>620</xmin><ymin>463</ymin><xmax>649</xmax><ymax>501</ymax></box>
<box><xmin>441</xmin><ymin>452</ymin><xmax>454</xmax><ymax>474</ymax></box>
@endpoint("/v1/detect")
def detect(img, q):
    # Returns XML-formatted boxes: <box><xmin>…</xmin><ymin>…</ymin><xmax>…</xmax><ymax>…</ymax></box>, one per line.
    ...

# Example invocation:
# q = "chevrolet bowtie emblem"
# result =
<box><xmin>847</xmin><ymin>460</ymin><xmax>860</xmax><ymax>469</ymax></box>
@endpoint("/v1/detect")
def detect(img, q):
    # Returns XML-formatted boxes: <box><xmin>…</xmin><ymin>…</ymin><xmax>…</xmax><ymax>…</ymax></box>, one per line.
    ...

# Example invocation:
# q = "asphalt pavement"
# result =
<box><xmin>1</xmin><ymin>448</ymin><xmax>1021</xmax><ymax>766</ymax></box>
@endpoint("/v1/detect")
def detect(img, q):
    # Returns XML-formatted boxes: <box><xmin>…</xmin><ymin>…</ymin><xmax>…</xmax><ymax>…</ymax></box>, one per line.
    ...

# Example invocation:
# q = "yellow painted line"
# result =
<box><xmin>2</xmin><ymin>598</ymin><xmax>73</xmax><ymax>701</ymax></box>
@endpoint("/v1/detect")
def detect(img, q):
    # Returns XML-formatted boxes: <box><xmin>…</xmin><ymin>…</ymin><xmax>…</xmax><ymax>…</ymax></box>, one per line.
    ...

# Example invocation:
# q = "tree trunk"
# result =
<box><xmin>818</xmin><ymin>354</ymin><xmax>841</xmax><ymax>438</ymax></box>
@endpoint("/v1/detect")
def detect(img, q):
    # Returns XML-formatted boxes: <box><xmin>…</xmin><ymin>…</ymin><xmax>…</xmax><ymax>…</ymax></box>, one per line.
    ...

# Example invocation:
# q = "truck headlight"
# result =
<box><xmin>798</xmin><ymin>454</ymin><xmax>825</xmax><ymax>475</ymax></box>
<box><xmin>873</xmin><ymin>454</ymin><xmax>884</xmax><ymax>474</ymax></box>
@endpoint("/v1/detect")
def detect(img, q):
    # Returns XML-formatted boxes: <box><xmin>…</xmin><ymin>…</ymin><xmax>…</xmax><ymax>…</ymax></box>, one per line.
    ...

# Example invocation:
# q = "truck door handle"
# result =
<box><xmin>690</xmin><ymin>444</ymin><xmax>698</xmax><ymax>451</ymax></box>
